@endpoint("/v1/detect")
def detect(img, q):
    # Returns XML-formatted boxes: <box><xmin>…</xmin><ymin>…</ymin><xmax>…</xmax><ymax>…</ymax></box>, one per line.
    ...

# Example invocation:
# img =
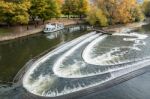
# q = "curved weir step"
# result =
<box><xmin>22</xmin><ymin>31</ymin><xmax>150</xmax><ymax>98</ymax></box>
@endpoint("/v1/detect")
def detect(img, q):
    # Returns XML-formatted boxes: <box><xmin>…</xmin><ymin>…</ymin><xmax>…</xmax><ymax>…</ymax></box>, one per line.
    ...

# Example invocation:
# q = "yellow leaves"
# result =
<box><xmin>0</xmin><ymin>0</ymin><xmax>31</xmax><ymax>24</ymax></box>
<box><xmin>87</xmin><ymin>0</ymin><xmax>144</xmax><ymax>26</ymax></box>
<box><xmin>87</xmin><ymin>6</ymin><xmax>108</xmax><ymax>26</ymax></box>
<box><xmin>56</xmin><ymin>0</ymin><xmax>64</xmax><ymax>5</ymax></box>
<box><xmin>118</xmin><ymin>0</ymin><xmax>144</xmax><ymax>23</ymax></box>
<box><xmin>113</xmin><ymin>0</ymin><xmax>133</xmax><ymax>24</ymax></box>
<box><xmin>76</xmin><ymin>0</ymin><xmax>90</xmax><ymax>15</ymax></box>
<box><xmin>12</xmin><ymin>14</ymin><xmax>29</xmax><ymax>24</ymax></box>
<box><xmin>86</xmin><ymin>6</ymin><xmax>97</xmax><ymax>25</ymax></box>
<box><xmin>82</xmin><ymin>0</ymin><xmax>90</xmax><ymax>14</ymax></box>
<box><xmin>62</xmin><ymin>0</ymin><xmax>90</xmax><ymax>18</ymax></box>
<box><xmin>0</xmin><ymin>1</ymin><xmax>15</xmax><ymax>14</ymax></box>
<box><xmin>96</xmin><ymin>8</ymin><xmax>108</xmax><ymax>26</ymax></box>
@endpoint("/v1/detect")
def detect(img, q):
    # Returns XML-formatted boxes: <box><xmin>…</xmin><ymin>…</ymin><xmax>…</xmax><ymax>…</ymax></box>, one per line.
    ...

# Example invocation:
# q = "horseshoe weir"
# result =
<box><xmin>22</xmin><ymin>25</ymin><xmax>150</xmax><ymax>98</ymax></box>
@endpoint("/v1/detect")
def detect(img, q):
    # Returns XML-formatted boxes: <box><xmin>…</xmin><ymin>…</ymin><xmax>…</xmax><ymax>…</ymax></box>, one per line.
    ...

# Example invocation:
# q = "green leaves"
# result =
<box><xmin>0</xmin><ymin>0</ymin><xmax>31</xmax><ymax>25</ymax></box>
<box><xmin>0</xmin><ymin>0</ymin><xmax>145</xmax><ymax>26</ymax></box>
<box><xmin>62</xmin><ymin>0</ymin><xmax>90</xmax><ymax>18</ymax></box>
<box><xmin>30</xmin><ymin>0</ymin><xmax>61</xmax><ymax>22</ymax></box>
<box><xmin>143</xmin><ymin>0</ymin><xmax>150</xmax><ymax>16</ymax></box>
<box><xmin>0</xmin><ymin>0</ymin><xmax>61</xmax><ymax>25</ymax></box>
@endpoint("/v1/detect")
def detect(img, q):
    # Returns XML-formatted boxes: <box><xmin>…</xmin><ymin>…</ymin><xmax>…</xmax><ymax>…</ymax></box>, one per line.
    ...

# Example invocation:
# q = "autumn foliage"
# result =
<box><xmin>0</xmin><ymin>0</ymin><xmax>148</xmax><ymax>27</ymax></box>
<box><xmin>143</xmin><ymin>0</ymin><xmax>150</xmax><ymax>16</ymax></box>
<box><xmin>0</xmin><ymin>0</ymin><xmax>62</xmax><ymax>25</ymax></box>
<box><xmin>87</xmin><ymin>0</ymin><xmax>145</xmax><ymax>26</ymax></box>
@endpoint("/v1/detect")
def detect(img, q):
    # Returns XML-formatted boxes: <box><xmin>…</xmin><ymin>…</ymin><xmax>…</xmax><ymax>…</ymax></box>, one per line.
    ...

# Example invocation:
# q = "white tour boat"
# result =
<box><xmin>43</xmin><ymin>23</ymin><xmax>64</xmax><ymax>33</ymax></box>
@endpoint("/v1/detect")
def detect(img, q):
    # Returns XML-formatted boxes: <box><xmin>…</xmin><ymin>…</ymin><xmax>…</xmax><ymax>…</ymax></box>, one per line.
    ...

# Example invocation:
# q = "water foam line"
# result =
<box><xmin>22</xmin><ymin>30</ymin><xmax>150</xmax><ymax>97</ymax></box>
<box><xmin>113</xmin><ymin>32</ymin><xmax>148</xmax><ymax>40</ymax></box>
<box><xmin>83</xmin><ymin>40</ymin><xmax>150</xmax><ymax>66</ymax></box>
<box><xmin>26</xmin><ymin>58</ymin><xmax>150</xmax><ymax>97</ymax></box>
<box><xmin>53</xmin><ymin>33</ymin><xmax>101</xmax><ymax>78</ymax></box>
<box><xmin>82</xmin><ymin>35</ymin><xmax>108</xmax><ymax>65</ymax></box>
<box><xmin>23</xmin><ymin>32</ymin><xmax>96</xmax><ymax>90</ymax></box>
<box><xmin>111</xmin><ymin>57</ymin><xmax>150</xmax><ymax>78</ymax></box>
<box><xmin>83</xmin><ymin>32</ymin><xmax>147</xmax><ymax>66</ymax></box>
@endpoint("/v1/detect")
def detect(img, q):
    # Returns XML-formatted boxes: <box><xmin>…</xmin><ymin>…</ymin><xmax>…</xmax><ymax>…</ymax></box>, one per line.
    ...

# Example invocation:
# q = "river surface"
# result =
<box><xmin>0</xmin><ymin>24</ymin><xmax>150</xmax><ymax>99</ymax></box>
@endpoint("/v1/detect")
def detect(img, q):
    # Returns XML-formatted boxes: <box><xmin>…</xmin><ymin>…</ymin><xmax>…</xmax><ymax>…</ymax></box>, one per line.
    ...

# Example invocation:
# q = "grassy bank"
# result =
<box><xmin>0</xmin><ymin>28</ymin><xmax>12</xmax><ymax>35</ymax></box>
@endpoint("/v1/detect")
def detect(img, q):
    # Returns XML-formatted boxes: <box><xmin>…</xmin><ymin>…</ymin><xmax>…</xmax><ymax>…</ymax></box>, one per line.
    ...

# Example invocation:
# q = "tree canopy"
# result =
<box><xmin>62</xmin><ymin>0</ymin><xmax>90</xmax><ymax>18</ymax></box>
<box><xmin>143</xmin><ymin>0</ymin><xmax>150</xmax><ymax>16</ymax></box>
<box><xmin>0</xmin><ymin>0</ymin><xmax>31</xmax><ymax>25</ymax></box>
<box><xmin>0</xmin><ymin>0</ymin><xmax>148</xmax><ymax>26</ymax></box>
<box><xmin>30</xmin><ymin>0</ymin><xmax>61</xmax><ymax>22</ymax></box>
<box><xmin>0</xmin><ymin>0</ymin><xmax>62</xmax><ymax>25</ymax></box>
<box><xmin>86</xmin><ymin>0</ymin><xmax>145</xmax><ymax>26</ymax></box>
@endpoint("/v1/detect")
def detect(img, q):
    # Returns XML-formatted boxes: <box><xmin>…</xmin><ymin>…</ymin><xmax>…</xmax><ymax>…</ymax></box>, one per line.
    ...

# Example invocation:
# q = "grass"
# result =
<box><xmin>0</xmin><ymin>28</ymin><xmax>12</xmax><ymax>36</ymax></box>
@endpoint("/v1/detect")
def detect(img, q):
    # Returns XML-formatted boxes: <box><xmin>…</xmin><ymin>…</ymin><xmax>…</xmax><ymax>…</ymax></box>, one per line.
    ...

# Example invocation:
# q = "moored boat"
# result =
<box><xmin>43</xmin><ymin>23</ymin><xmax>64</xmax><ymax>33</ymax></box>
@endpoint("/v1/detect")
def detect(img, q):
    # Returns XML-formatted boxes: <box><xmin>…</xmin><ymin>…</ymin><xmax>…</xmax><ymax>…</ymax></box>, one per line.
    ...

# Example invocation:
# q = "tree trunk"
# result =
<box><xmin>80</xmin><ymin>14</ymin><xmax>82</xmax><ymax>20</ymax></box>
<box><xmin>68</xmin><ymin>13</ymin><xmax>70</xmax><ymax>19</ymax></box>
<box><xmin>34</xmin><ymin>22</ymin><xmax>37</xmax><ymax>28</ymax></box>
<box><xmin>43</xmin><ymin>20</ymin><xmax>45</xmax><ymax>25</ymax></box>
<box><xmin>27</xmin><ymin>24</ymin><xmax>29</xmax><ymax>30</ymax></box>
<box><xmin>7</xmin><ymin>22</ymin><xmax>10</xmax><ymax>28</ymax></box>
<box><xmin>32</xmin><ymin>18</ymin><xmax>37</xmax><ymax>28</ymax></box>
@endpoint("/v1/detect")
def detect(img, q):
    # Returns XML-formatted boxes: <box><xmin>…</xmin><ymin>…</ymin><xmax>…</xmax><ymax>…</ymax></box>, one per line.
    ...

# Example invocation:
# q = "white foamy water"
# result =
<box><xmin>53</xmin><ymin>33</ymin><xmax>101</xmax><ymax>78</ymax></box>
<box><xmin>24</xmin><ymin>58</ymin><xmax>150</xmax><ymax>97</ymax></box>
<box><xmin>23</xmin><ymin>32</ymin><xmax>96</xmax><ymax>92</ymax></box>
<box><xmin>22</xmin><ymin>29</ymin><xmax>150</xmax><ymax>97</ymax></box>
<box><xmin>113</xmin><ymin>32</ymin><xmax>148</xmax><ymax>39</ymax></box>
<box><xmin>83</xmin><ymin>32</ymin><xmax>148</xmax><ymax>66</ymax></box>
<box><xmin>24</xmin><ymin>75</ymin><xmax>56</xmax><ymax>95</ymax></box>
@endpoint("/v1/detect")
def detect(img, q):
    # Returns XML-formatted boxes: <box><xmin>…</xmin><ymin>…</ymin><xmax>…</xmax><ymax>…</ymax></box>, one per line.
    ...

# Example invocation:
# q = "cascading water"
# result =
<box><xmin>83</xmin><ymin>32</ymin><xmax>148</xmax><ymax>66</ymax></box>
<box><xmin>22</xmin><ymin>28</ymin><xmax>150</xmax><ymax>98</ymax></box>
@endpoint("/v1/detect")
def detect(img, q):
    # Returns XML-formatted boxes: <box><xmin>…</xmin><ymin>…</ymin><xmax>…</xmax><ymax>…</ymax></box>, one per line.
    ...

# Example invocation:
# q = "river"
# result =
<box><xmin>0</xmin><ymin>24</ymin><xmax>150</xmax><ymax>99</ymax></box>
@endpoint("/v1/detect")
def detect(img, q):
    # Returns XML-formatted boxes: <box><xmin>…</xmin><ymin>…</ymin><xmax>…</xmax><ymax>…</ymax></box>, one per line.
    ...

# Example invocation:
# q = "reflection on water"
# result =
<box><xmin>0</xmin><ymin>25</ymin><xmax>88</xmax><ymax>82</ymax></box>
<box><xmin>0</xmin><ymin>25</ymin><xmax>89</xmax><ymax>99</ymax></box>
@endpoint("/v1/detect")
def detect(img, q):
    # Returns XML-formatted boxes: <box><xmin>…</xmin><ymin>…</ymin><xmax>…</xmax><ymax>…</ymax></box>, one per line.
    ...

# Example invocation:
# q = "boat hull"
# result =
<box><xmin>43</xmin><ymin>27</ymin><xmax>64</xmax><ymax>33</ymax></box>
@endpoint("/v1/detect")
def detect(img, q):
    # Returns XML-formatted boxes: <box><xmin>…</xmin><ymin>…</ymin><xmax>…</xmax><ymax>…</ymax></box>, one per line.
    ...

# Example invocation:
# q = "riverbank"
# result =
<box><xmin>0</xmin><ymin>19</ymin><xmax>82</xmax><ymax>42</ymax></box>
<box><xmin>0</xmin><ymin>19</ymin><xmax>149</xmax><ymax>42</ymax></box>
<box><xmin>102</xmin><ymin>22</ymin><xmax>149</xmax><ymax>33</ymax></box>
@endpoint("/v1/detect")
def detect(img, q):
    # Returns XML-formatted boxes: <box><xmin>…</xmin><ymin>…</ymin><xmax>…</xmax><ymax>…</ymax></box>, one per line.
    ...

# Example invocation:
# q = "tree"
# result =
<box><xmin>76</xmin><ymin>0</ymin><xmax>90</xmax><ymax>19</ymax></box>
<box><xmin>29</xmin><ymin>0</ymin><xmax>47</xmax><ymax>22</ymax></box>
<box><xmin>96</xmin><ymin>8</ymin><xmax>108</xmax><ymax>26</ymax></box>
<box><xmin>143</xmin><ymin>0</ymin><xmax>150</xmax><ymax>16</ymax></box>
<box><xmin>113</xmin><ymin>0</ymin><xmax>133</xmax><ymax>24</ymax></box>
<box><xmin>12</xmin><ymin>0</ymin><xmax>31</xmax><ymax>24</ymax></box>
<box><xmin>91</xmin><ymin>0</ymin><xmax>144</xmax><ymax>25</ymax></box>
<box><xmin>30</xmin><ymin>0</ymin><xmax>61</xmax><ymax>24</ymax></box>
<box><xmin>87</xmin><ymin>6</ymin><xmax>108</xmax><ymax>27</ymax></box>
<box><xmin>39</xmin><ymin>0</ymin><xmax>61</xmax><ymax>22</ymax></box>
<box><xmin>86</xmin><ymin>6</ymin><xmax>97</xmax><ymax>26</ymax></box>
<box><xmin>131</xmin><ymin>3</ymin><xmax>145</xmax><ymax>22</ymax></box>
<box><xmin>55</xmin><ymin>0</ymin><xmax>64</xmax><ymax>17</ymax></box>
<box><xmin>114</xmin><ymin>0</ymin><xmax>144</xmax><ymax>23</ymax></box>
<box><xmin>62</xmin><ymin>0</ymin><xmax>78</xmax><ymax>18</ymax></box>
<box><xmin>0</xmin><ymin>0</ymin><xmax>14</xmax><ymax>25</ymax></box>
<box><xmin>0</xmin><ymin>0</ymin><xmax>31</xmax><ymax>25</ymax></box>
<box><xmin>62</xmin><ymin>0</ymin><xmax>90</xmax><ymax>19</ymax></box>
